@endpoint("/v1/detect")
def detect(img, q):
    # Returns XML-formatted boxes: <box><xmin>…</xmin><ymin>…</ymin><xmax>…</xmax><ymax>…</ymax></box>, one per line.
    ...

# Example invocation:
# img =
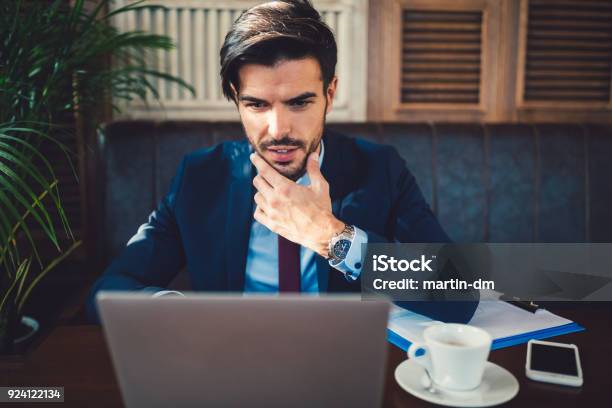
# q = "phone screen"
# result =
<box><xmin>531</xmin><ymin>343</ymin><xmax>578</xmax><ymax>376</ymax></box>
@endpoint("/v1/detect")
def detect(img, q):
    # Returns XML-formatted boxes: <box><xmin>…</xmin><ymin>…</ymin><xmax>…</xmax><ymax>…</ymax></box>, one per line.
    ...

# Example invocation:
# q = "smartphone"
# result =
<box><xmin>526</xmin><ymin>339</ymin><xmax>583</xmax><ymax>387</ymax></box>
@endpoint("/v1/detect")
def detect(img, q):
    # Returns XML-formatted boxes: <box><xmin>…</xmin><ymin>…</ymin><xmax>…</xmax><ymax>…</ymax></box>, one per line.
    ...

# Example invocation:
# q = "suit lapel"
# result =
<box><xmin>224</xmin><ymin>142</ymin><xmax>254</xmax><ymax>291</ymax></box>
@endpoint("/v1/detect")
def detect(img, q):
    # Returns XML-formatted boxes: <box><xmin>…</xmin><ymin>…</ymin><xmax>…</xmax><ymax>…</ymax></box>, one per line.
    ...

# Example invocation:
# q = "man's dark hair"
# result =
<box><xmin>219</xmin><ymin>0</ymin><xmax>337</xmax><ymax>103</ymax></box>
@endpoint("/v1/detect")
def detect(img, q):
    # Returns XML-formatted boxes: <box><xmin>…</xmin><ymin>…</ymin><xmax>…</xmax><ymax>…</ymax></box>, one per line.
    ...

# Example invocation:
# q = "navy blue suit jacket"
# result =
<box><xmin>87</xmin><ymin>130</ymin><xmax>478</xmax><ymax>323</ymax></box>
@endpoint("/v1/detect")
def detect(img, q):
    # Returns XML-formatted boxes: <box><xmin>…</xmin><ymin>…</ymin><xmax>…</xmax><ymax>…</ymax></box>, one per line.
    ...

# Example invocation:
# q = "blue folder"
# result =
<box><xmin>387</xmin><ymin>322</ymin><xmax>585</xmax><ymax>352</ymax></box>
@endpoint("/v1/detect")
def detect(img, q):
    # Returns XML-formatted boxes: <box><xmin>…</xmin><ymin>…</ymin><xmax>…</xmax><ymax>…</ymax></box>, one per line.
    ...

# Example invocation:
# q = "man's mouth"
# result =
<box><xmin>265</xmin><ymin>146</ymin><xmax>300</xmax><ymax>163</ymax></box>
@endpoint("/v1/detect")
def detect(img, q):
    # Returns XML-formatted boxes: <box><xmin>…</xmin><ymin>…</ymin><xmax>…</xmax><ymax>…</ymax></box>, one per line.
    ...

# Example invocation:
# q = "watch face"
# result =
<box><xmin>333</xmin><ymin>239</ymin><xmax>351</xmax><ymax>260</ymax></box>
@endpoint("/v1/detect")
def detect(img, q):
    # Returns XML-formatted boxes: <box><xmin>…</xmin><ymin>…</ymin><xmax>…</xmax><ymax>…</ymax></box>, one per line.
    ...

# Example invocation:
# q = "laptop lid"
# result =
<box><xmin>97</xmin><ymin>293</ymin><xmax>390</xmax><ymax>408</ymax></box>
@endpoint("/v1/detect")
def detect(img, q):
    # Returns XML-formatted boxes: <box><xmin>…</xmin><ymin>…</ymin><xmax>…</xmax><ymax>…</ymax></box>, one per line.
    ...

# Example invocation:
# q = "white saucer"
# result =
<box><xmin>394</xmin><ymin>360</ymin><xmax>519</xmax><ymax>407</ymax></box>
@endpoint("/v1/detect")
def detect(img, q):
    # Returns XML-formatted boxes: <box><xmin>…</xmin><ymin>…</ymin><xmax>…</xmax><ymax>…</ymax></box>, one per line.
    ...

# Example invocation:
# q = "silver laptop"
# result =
<box><xmin>97</xmin><ymin>293</ymin><xmax>390</xmax><ymax>408</ymax></box>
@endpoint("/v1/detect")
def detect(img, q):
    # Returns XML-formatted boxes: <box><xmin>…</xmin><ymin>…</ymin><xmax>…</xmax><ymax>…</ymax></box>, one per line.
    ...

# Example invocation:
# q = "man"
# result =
<box><xmin>86</xmin><ymin>0</ymin><xmax>478</xmax><ymax>323</ymax></box>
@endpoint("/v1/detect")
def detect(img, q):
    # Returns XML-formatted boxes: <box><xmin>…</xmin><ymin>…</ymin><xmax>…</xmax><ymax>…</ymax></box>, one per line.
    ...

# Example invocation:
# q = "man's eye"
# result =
<box><xmin>246</xmin><ymin>102</ymin><xmax>266</xmax><ymax>109</ymax></box>
<box><xmin>291</xmin><ymin>100</ymin><xmax>312</xmax><ymax>108</ymax></box>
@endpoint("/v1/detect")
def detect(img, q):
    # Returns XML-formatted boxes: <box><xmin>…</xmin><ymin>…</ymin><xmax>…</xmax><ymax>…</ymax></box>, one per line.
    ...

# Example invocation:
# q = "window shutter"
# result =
<box><xmin>522</xmin><ymin>0</ymin><xmax>612</xmax><ymax>104</ymax></box>
<box><xmin>375</xmin><ymin>0</ymin><xmax>498</xmax><ymax>122</ymax></box>
<box><xmin>401</xmin><ymin>9</ymin><xmax>483</xmax><ymax>105</ymax></box>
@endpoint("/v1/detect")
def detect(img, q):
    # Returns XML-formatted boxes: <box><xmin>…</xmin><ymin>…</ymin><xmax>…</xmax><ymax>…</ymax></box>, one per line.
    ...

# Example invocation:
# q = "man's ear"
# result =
<box><xmin>325</xmin><ymin>76</ymin><xmax>338</xmax><ymax>114</ymax></box>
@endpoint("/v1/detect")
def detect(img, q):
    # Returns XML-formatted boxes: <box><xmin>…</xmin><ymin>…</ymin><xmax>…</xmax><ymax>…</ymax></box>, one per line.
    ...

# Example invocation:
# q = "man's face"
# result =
<box><xmin>235</xmin><ymin>57</ymin><xmax>337</xmax><ymax>180</ymax></box>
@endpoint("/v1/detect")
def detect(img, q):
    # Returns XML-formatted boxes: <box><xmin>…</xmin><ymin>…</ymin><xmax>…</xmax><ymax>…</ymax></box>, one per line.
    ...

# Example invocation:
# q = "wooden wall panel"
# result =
<box><xmin>371</xmin><ymin>0</ymin><xmax>501</xmax><ymax>122</ymax></box>
<box><xmin>370</xmin><ymin>0</ymin><xmax>612</xmax><ymax>123</ymax></box>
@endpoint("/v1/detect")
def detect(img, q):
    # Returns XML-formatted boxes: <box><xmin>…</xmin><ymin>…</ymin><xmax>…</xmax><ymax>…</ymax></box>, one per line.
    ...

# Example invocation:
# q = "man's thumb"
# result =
<box><xmin>306</xmin><ymin>152</ymin><xmax>323</xmax><ymax>191</ymax></box>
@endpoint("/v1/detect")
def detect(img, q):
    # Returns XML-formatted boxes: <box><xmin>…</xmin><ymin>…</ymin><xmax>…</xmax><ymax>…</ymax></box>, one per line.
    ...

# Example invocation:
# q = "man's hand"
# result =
<box><xmin>250</xmin><ymin>151</ymin><xmax>345</xmax><ymax>258</ymax></box>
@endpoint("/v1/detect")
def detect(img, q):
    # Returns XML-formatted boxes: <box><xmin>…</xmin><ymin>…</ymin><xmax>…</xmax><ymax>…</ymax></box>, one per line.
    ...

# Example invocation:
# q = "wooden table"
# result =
<box><xmin>2</xmin><ymin>303</ymin><xmax>611</xmax><ymax>407</ymax></box>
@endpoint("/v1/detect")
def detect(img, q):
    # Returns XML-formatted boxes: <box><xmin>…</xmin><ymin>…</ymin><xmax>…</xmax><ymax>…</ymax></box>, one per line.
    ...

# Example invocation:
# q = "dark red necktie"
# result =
<box><xmin>278</xmin><ymin>235</ymin><xmax>301</xmax><ymax>292</ymax></box>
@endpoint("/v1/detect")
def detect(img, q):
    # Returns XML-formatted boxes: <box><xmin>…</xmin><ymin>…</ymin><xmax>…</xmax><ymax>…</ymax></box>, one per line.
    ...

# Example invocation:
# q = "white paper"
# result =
<box><xmin>388</xmin><ymin>301</ymin><xmax>574</xmax><ymax>345</ymax></box>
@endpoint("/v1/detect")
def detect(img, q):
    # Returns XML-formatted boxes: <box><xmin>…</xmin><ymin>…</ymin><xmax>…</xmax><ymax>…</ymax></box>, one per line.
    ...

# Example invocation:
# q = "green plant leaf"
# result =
<box><xmin>17</xmin><ymin>240</ymin><xmax>81</xmax><ymax>313</ymax></box>
<box><xmin>0</xmin><ymin>130</ymin><xmax>76</xmax><ymax>237</ymax></box>
<box><xmin>14</xmin><ymin>257</ymin><xmax>31</xmax><ymax>306</ymax></box>
<box><xmin>0</xmin><ymin>164</ymin><xmax>59</xmax><ymax>246</ymax></box>
<box><xmin>1</xmin><ymin>0</ymin><xmax>195</xmax><ymax>316</ymax></box>
<box><xmin>0</xmin><ymin>258</ymin><xmax>29</xmax><ymax>312</ymax></box>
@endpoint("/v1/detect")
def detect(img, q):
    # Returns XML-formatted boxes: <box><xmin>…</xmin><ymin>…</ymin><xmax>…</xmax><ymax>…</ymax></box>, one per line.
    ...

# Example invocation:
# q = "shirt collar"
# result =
<box><xmin>296</xmin><ymin>139</ymin><xmax>324</xmax><ymax>186</ymax></box>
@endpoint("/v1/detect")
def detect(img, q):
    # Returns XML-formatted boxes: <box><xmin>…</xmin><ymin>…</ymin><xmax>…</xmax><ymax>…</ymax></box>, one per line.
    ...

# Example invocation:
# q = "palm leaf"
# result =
<box><xmin>0</xmin><ymin>133</ymin><xmax>76</xmax><ymax>238</ymax></box>
<box><xmin>0</xmin><ymin>259</ymin><xmax>29</xmax><ymax>313</ymax></box>
<box><xmin>17</xmin><ymin>240</ymin><xmax>81</xmax><ymax>314</ymax></box>
<box><xmin>0</xmin><ymin>164</ymin><xmax>59</xmax><ymax>246</ymax></box>
<box><xmin>1</xmin><ymin>0</ymin><xmax>195</xmax><ymax>317</ymax></box>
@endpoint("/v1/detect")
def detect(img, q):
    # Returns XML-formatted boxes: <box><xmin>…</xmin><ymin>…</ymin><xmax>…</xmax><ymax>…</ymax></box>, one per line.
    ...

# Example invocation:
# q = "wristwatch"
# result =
<box><xmin>328</xmin><ymin>224</ymin><xmax>355</xmax><ymax>263</ymax></box>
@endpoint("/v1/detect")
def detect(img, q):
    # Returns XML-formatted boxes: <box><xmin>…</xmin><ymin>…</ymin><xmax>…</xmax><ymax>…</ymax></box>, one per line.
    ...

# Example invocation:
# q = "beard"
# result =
<box><xmin>257</xmin><ymin>134</ymin><xmax>322</xmax><ymax>181</ymax></box>
<box><xmin>247</xmin><ymin>105</ymin><xmax>327</xmax><ymax>181</ymax></box>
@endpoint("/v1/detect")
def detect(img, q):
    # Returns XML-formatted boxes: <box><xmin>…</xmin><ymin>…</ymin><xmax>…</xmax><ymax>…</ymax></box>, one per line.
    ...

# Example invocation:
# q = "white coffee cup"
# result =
<box><xmin>407</xmin><ymin>324</ymin><xmax>492</xmax><ymax>391</ymax></box>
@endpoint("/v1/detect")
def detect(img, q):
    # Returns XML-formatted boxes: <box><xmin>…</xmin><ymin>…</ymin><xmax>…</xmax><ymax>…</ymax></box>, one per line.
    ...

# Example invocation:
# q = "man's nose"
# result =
<box><xmin>266</xmin><ymin>108</ymin><xmax>291</xmax><ymax>140</ymax></box>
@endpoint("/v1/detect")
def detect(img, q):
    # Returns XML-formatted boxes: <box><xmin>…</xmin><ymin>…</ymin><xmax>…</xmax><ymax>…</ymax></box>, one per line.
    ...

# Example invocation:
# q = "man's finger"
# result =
<box><xmin>253</xmin><ymin>174</ymin><xmax>274</xmax><ymax>198</ymax></box>
<box><xmin>305</xmin><ymin>152</ymin><xmax>325</xmax><ymax>193</ymax></box>
<box><xmin>250</xmin><ymin>153</ymin><xmax>289</xmax><ymax>188</ymax></box>
<box><xmin>254</xmin><ymin>193</ymin><xmax>278</xmax><ymax>219</ymax></box>
<box><xmin>254</xmin><ymin>205</ymin><xmax>275</xmax><ymax>232</ymax></box>
<box><xmin>254</xmin><ymin>204</ymin><xmax>265</xmax><ymax>221</ymax></box>
<box><xmin>254</xmin><ymin>191</ymin><xmax>266</xmax><ymax>208</ymax></box>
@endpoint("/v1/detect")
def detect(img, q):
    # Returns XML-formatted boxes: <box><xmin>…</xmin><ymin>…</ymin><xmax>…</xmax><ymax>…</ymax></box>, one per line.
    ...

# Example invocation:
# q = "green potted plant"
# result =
<box><xmin>0</xmin><ymin>0</ymin><xmax>193</xmax><ymax>353</ymax></box>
